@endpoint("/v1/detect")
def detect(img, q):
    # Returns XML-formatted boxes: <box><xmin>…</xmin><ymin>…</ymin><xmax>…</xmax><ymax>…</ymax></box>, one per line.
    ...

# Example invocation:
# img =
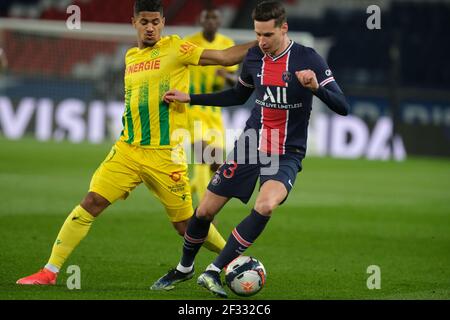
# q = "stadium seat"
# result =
<box><xmin>289</xmin><ymin>1</ymin><xmax>450</xmax><ymax>88</ymax></box>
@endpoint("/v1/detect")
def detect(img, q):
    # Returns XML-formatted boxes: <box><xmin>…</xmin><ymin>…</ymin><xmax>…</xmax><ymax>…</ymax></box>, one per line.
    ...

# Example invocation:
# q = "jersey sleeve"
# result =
<box><xmin>238</xmin><ymin>54</ymin><xmax>255</xmax><ymax>88</ymax></box>
<box><xmin>175</xmin><ymin>37</ymin><xmax>205</xmax><ymax>66</ymax></box>
<box><xmin>308</xmin><ymin>48</ymin><xmax>336</xmax><ymax>88</ymax></box>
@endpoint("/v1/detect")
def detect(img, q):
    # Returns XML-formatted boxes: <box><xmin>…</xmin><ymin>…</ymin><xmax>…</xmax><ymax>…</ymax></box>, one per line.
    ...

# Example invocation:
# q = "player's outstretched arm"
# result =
<box><xmin>198</xmin><ymin>41</ymin><xmax>257</xmax><ymax>66</ymax></box>
<box><xmin>296</xmin><ymin>69</ymin><xmax>350</xmax><ymax>116</ymax></box>
<box><xmin>164</xmin><ymin>82</ymin><xmax>253</xmax><ymax>107</ymax></box>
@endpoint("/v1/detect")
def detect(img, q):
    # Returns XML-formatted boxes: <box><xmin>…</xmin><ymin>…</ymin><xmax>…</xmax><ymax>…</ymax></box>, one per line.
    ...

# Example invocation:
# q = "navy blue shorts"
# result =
<box><xmin>207</xmin><ymin>151</ymin><xmax>303</xmax><ymax>204</ymax></box>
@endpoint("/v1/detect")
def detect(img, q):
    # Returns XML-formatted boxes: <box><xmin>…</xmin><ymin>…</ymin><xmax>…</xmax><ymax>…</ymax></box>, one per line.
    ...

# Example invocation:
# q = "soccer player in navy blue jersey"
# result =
<box><xmin>151</xmin><ymin>0</ymin><xmax>350</xmax><ymax>297</ymax></box>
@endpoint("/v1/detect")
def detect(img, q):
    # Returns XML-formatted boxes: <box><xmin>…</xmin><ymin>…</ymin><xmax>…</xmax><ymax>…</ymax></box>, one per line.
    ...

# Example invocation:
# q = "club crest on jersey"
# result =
<box><xmin>150</xmin><ymin>49</ymin><xmax>159</xmax><ymax>59</ymax></box>
<box><xmin>211</xmin><ymin>174</ymin><xmax>221</xmax><ymax>186</ymax></box>
<box><xmin>282</xmin><ymin>71</ymin><xmax>293</xmax><ymax>83</ymax></box>
<box><xmin>170</xmin><ymin>171</ymin><xmax>182</xmax><ymax>182</ymax></box>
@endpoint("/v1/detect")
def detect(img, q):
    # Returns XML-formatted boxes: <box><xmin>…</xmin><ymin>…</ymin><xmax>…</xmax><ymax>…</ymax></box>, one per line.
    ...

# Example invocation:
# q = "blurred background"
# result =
<box><xmin>0</xmin><ymin>0</ymin><xmax>449</xmax><ymax>159</ymax></box>
<box><xmin>0</xmin><ymin>1</ymin><xmax>449</xmax><ymax>300</ymax></box>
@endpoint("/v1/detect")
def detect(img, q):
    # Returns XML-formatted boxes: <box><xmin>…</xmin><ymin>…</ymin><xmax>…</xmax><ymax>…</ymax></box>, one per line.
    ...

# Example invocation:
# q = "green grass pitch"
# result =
<box><xmin>0</xmin><ymin>138</ymin><xmax>449</xmax><ymax>300</ymax></box>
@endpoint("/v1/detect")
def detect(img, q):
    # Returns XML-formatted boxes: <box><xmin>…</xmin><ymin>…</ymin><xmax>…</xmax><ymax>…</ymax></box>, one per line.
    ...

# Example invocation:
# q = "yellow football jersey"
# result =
<box><xmin>120</xmin><ymin>35</ymin><xmax>204</xmax><ymax>148</ymax></box>
<box><xmin>185</xmin><ymin>32</ymin><xmax>238</xmax><ymax>117</ymax></box>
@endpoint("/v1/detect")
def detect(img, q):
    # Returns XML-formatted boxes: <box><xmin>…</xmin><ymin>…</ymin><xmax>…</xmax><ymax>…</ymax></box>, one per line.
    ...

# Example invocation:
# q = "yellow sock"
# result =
<box><xmin>47</xmin><ymin>205</ymin><xmax>95</xmax><ymax>270</ymax></box>
<box><xmin>203</xmin><ymin>222</ymin><xmax>226</xmax><ymax>254</ymax></box>
<box><xmin>193</xmin><ymin>164</ymin><xmax>213</xmax><ymax>201</ymax></box>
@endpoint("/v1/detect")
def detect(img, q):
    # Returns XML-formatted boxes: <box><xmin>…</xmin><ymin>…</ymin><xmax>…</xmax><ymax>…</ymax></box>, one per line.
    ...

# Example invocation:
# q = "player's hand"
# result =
<box><xmin>163</xmin><ymin>89</ymin><xmax>191</xmax><ymax>103</ymax></box>
<box><xmin>296</xmin><ymin>70</ymin><xmax>319</xmax><ymax>92</ymax></box>
<box><xmin>216</xmin><ymin>68</ymin><xmax>228</xmax><ymax>79</ymax></box>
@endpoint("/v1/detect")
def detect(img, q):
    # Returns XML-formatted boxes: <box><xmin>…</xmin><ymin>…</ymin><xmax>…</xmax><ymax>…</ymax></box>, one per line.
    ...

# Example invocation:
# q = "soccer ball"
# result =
<box><xmin>225</xmin><ymin>256</ymin><xmax>266</xmax><ymax>297</ymax></box>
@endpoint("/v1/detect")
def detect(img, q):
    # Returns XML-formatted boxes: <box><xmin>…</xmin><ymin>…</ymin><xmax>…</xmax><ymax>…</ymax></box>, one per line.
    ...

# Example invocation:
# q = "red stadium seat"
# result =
<box><xmin>36</xmin><ymin>0</ymin><xmax>243</xmax><ymax>24</ymax></box>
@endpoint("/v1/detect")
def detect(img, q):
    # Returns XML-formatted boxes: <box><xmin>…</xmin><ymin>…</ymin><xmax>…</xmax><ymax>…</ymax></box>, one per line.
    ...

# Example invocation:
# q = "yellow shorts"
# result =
<box><xmin>89</xmin><ymin>141</ymin><xmax>193</xmax><ymax>222</ymax></box>
<box><xmin>188</xmin><ymin>107</ymin><xmax>224</xmax><ymax>149</ymax></box>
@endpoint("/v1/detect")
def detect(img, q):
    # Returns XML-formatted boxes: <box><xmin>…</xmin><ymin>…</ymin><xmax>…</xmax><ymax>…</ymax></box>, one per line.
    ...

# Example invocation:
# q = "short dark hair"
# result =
<box><xmin>134</xmin><ymin>0</ymin><xmax>164</xmax><ymax>16</ymax></box>
<box><xmin>252</xmin><ymin>1</ymin><xmax>286</xmax><ymax>27</ymax></box>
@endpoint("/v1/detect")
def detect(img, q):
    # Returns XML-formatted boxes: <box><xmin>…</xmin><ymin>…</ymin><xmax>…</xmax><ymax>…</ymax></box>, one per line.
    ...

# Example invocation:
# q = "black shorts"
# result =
<box><xmin>207</xmin><ymin>150</ymin><xmax>303</xmax><ymax>204</ymax></box>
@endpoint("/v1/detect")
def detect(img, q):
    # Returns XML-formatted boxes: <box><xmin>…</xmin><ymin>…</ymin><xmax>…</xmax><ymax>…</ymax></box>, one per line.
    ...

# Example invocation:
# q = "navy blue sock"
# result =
<box><xmin>180</xmin><ymin>210</ymin><xmax>211</xmax><ymax>268</ymax></box>
<box><xmin>213</xmin><ymin>209</ymin><xmax>270</xmax><ymax>270</ymax></box>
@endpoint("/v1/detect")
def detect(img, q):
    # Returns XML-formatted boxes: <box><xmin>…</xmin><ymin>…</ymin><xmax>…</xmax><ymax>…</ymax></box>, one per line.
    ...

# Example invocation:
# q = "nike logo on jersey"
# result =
<box><xmin>257</xmin><ymin>73</ymin><xmax>262</xmax><ymax>78</ymax></box>
<box><xmin>288</xmin><ymin>179</ymin><xmax>293</xmax><ymax>188</ymax></box>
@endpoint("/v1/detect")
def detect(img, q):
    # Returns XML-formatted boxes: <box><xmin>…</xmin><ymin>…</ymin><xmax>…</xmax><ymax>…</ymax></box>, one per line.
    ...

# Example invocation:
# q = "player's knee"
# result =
<box><xmin>254</xmin><ymin>199</ymin><xmax>277</xmax><ymax>216</ymax></box>
<box><xmin>81</xmin><ymin>192</ymin><xmax>110</xmax><ymax>217</ymax></box>
<box><xmin>195</xmin><ymin>206</ymin><xmax>216</xmax><ymax>222</ymax></box>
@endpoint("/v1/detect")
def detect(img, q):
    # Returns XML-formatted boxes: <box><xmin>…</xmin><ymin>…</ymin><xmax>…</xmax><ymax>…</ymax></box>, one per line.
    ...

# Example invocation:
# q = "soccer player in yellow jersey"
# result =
<box><xmin>16</xmin><ymin>0</ymin><xmax>256</xmax><ymax>288</ymax></box>
<box><xmin>185</xmin><ymin>8</ymin><xmax>238</xmax><ymax>202</ymax></box>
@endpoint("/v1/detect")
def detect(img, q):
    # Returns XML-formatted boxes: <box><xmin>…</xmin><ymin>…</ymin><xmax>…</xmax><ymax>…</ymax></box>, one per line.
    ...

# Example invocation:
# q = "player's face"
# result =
<box><xmin>254</xmin><ymin>20</ymin><xmax>288</xmax><ymax>56</ymax></box>
<box><xmin>200</xmin><ymin>10</ymin><xmax>221</xmax><ymax>35</ymax></box>
<box><xmin>132</xmin><ymin>12</ymin><xmax>165</xmax><ymax>48</ymax></box>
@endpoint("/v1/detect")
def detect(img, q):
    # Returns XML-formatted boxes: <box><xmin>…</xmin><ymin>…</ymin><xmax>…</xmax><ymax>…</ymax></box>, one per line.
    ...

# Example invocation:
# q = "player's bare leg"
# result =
<box><xmin>254</xmin><ymin>180</ymin><xmax>287</xmax><ymax>216</ymax></box>
<box><xmin>196</xmin><ymin>190</ymin><xmax>229</xmax><ymax>220</ymax></box>
<box><xmin>16</xmin><ymin>192</ymin><xmax>110</xmax><ymax>285</ymax></box>
<box><xmin>80</xmin><ymin>192</ymin><xmax>111</xmax><ymax>217</ymax></box>
<box><xmin>172</xmin><ymin>220</ymin><xmax>188</xmax><ymax>236</ymax></box>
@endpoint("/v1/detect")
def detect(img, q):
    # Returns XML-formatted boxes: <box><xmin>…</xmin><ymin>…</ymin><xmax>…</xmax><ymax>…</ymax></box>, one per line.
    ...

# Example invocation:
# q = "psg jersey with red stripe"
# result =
<box><xmin>238</xmin><ymin>41</ymin><xmax>336</xmax><ymax>158</ymax></box>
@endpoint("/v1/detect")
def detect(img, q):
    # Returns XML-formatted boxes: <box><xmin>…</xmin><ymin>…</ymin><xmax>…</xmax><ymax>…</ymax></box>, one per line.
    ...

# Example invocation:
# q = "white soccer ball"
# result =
<box><xmin>225</xmin><ymin>256</ymin><xmax>267</xmax><ymax>297</ymax></box>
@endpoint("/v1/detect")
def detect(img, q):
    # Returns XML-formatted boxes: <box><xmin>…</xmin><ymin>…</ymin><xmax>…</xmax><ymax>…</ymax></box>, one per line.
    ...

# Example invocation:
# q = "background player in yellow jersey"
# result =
<box><xmin>16</xmin><ymin>0</ymin><xmax>256</xmax><ymax>288</ymax></box>
<box><xmin>185</xmin><ymin>8</ymin><xmax>238</xmax><ymax>203</ymax></box>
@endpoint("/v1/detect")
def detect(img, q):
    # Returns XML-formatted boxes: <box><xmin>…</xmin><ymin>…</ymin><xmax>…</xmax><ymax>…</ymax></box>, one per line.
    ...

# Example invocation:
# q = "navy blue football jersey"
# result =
<box><xmin>238</xmin><ymin>41</ymin><xmax>337</xmax><ymax>157</ymax></box>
